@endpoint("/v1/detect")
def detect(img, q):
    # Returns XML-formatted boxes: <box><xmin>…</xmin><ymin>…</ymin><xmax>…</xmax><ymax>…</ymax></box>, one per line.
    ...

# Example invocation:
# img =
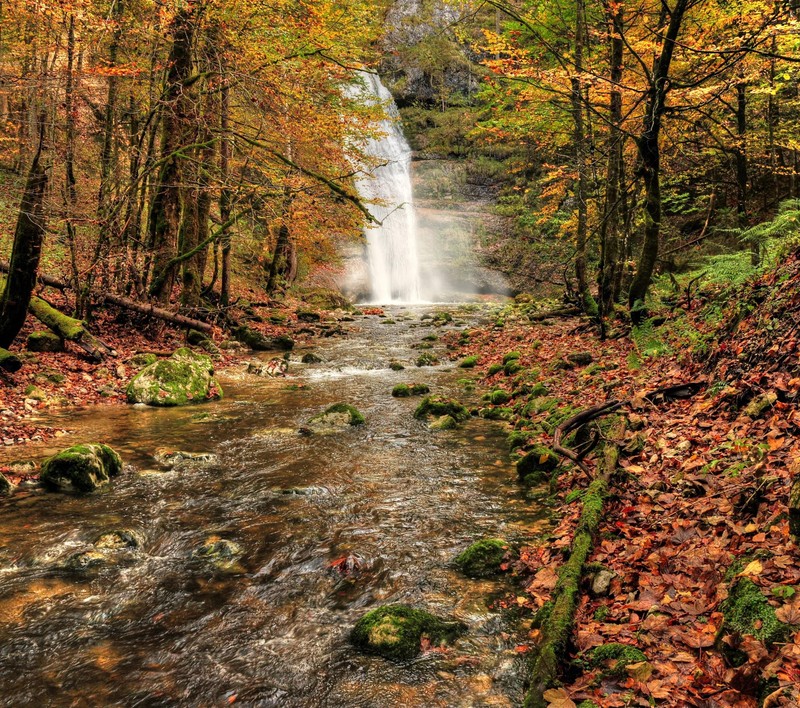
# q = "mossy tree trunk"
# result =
<box><xmin>0</xmin><ymin>124</ymin><xmax>47</xmax><ymax>348</ymax></box>
<box><xmin>524</xmin><ymin>424</ymin><xmax>624</xmax><ymax>708</ymax></box>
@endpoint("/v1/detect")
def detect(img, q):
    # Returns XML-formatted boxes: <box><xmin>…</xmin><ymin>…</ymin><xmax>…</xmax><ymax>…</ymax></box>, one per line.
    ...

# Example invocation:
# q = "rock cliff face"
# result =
<box><xmin>379</xmin><ymin>0</ymin><xmax>477</xmax><ymax>107</ymax></box>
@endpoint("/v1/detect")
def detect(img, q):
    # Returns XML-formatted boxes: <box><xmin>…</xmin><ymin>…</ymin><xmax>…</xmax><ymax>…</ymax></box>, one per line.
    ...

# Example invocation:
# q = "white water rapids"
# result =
<box><xmin>352</xmin><ymin>73</ymin><xmax>423</xmax><ymax>303</ymax></box>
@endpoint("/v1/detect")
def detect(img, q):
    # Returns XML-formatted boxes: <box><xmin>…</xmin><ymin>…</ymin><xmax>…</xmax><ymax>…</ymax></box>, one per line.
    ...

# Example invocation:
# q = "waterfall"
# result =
<box><xmin>352</xmin><ymin>73</ymin><xmax>422</xmax><ymax>303</ymax></box>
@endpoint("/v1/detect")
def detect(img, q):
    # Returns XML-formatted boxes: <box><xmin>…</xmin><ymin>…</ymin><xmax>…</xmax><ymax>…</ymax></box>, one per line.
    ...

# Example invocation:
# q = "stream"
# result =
<box><xmin>0</xmin><ymin>305</ymin><xmax>549</xmax><ymax>707</ymax></box>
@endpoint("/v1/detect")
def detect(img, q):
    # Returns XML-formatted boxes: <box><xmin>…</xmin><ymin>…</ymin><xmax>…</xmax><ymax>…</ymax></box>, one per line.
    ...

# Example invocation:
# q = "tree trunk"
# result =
<box><xmin>219</xmin><ymin>78</ymin><xmax>233</xmax><ymax>306</ymax></box>
<box><xmin>735</xmin><ymin>79</ymin><xmax>756</xmax><ymax>266</ymax></box>
<box><xmin>628</xmin><ymin>0</ymin><xmax>690</xmax><ymax>318</ymax></box>
<box><xmin>148</xmin><ymin>5</ymin><xmax>194</xmax><ymax>303</ymax></box>
<box><xmin>0</xmin><ymin>124</ymin><xmax>47</xmax><ymax>348</ymax></box>
<box><xmin>571</xmin><ymin>0</ymin><xmax>593</xmax><ymax>315</ymax></box>
<box><xmin>598</xmin><ymin>1</ymin><xmax>624</xmax><ymax>319</ymax></box>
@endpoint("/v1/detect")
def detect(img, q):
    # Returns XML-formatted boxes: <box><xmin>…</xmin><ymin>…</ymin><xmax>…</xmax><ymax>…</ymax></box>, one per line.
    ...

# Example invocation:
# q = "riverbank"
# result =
<box><xmin>445</xmin><ymin>295</ymin><xmax>800</xmax><ymax>707</ymax></box>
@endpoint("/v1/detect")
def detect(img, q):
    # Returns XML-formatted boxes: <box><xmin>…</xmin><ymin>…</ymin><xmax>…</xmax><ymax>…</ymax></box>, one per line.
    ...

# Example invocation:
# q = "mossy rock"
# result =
<box><xmin>309</xmin><ymin>403</ymin><xmax>365</xmax><ymax>429</ymax></box>
<box><xmin>507</xmin><ymin>431</ymin><xmax>530</xmax><ymax>451</ymax></box>
<box><xmin>529</xmin><ymin>383</ymin><xmax>549</xmax><ymax>397</ymax></box>
<box><xmin>433</xmin><ymin>311</ymin><xmax>453</xmax><ymax>324</ymax></box>
<box><xmin>486</xmin><ymin>389</ymin><xmax>511</xmax><ymax>405</ymax></box>
<box><xmin>41</xmin><ymin>443</ymin><xmax>123</xmax><ymax>493</ymax></box>
<box><xmin>27</xmin><ymin>331</ymin><xmax>64</xmax><ymax>353</ymax></box>
<box><xmin>718</xmin><ymin>578</ymin><xmax>788</xmax><ymax>663</ymax></box>
<box><xmin>65</xmin><ymin>550</ymin><xmax>107</xmax><ymax>571</ymax></box>
<box><xmin>587</xmin><ymin>643</ymin><xmax>647</xmax><ymax>678</ymax></box>
<box><xmin>429</xmin><ymin>414</ymin><xmax>457</xmax><ymax>431</ymax></box>
<box><xmin>503</xmin><ymin>361</ymin><xmax>523</xmax><ymax>376</ymax></box>
<box><xmin>516</xmin><ymin>445</ymin><xmax>559</xmax><ymax>478</ymax></box>
<box><xmin>487</xmin><ymin>363</ymin><xmax>503</xmax><ymax>376</ymax></box>
<box><xmin>480</xmin><ymin>406</ymin><xmax>513</xmax><ymax>421</ymax></box>
<box><xmin>126</xmin><ymin>348</ymin><xmax>222</xmax><ymax>407</ymax></box>
<box><xmin>233</xmin><ymin>325</ymin><xmax>294</xmax><ymax>351</ymax></box>
<box><xmin>389</xmin><ymin>361</ymin><xmax>405</xmax><ymax>371</ymax></box>
<box><xmin>351</xmin><ymin>605</ymin><xmax>465</xmax><ymax>660</ymax></box>
<box><xmin>392</xmin><ymin>383</ymin><xmax>430</xmax><ymax>398</ymax></box>
<box><xmin>567</xmin><ymin>352</ymin><xmax>594</xmax><ymax>366</ymax></box>
<box><xmin>95</xmin><ymin>529</ymin><xmax>141</xmax><ymax>550</ymax></box>
<box><xmin>458</xmin><ymin>355</ymin><xmax>478</xmax><ymax>368</ymax></box>
<box><xmin>186</xmin><ymin>329</ymin><xmax>211</xmax><ymax>346</ymax></box>
<box><xmin>454</xmin><ymin>539</ymin><xmax>514</xmax><ymax>578</ymax></box>
<box><xmin>0</xmin><ymin>472</ymin><xmax>14</xmax><ymax>495</ymax></box>
<box><xmin>192</xmin><ymin>535</ymin><xmax>244</xmax><ymax>571</ymax></box>
<box><xmin>502</xmin><ymin>351</ymin><xmax>521</xmax><ymax>364</ymax></box>
<box><xmin>130</xmin><ymin>353</ymin><xmax>158</xmax><ymax>368</ymax></box>
<box><xmin>414</xmin><ymin>396</ymin><xmax>469</xmax><ymax>422</ymax></box>
<box><xmin>416</xmin><ymin>352</ymin><xmax>439</xmax><ymax>367</ymax></box>
<box><xmin>296</xmin><ymin>309</ymin><xmax>321</xmax><ymax>323</ymax></box>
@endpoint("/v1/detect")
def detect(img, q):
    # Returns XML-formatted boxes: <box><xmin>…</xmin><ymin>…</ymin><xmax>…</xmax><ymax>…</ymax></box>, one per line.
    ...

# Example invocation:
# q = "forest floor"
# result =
<box><xmin>443</xmin><ymin>257</ymin><xmax>800</xmax><ymax>707</ymax></box>
<box><xmin>2</xmin><ymin>257</ymin><xmax>800</xmax><ymax>706</ymax></box>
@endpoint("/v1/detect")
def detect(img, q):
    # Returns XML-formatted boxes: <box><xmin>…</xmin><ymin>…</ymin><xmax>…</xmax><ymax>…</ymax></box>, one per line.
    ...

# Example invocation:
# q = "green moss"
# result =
<box><xmin>502</xmin><ymin>351</ymin><xmax>521</xmax><ymax>364</ymax></box>
<box><xmin>487</xmin><ymin>363</ymin><xmax>503</xmax><ymax>376</ymax></box>
<box><xmin>507</xmin><ymin>431</ymin><xmax>530</xmax><ymax>451</ymax></box>
<box><xmin>587</xmin><ymin>643</ymin><xmax>647</xmax><ymax>678</ymax></box>
<box><xmin>433</xmin><ymin>311</ymin><xmax>453</xmax><ymax>324</ymax></box>
<box><xmin>480</xmin><ymin>406</ymin><xmax>513</xmax><ymax>421</ymax></box>
<box><xmin>719</xmin><ymin>578</ymin><xmax>788</xmax><ymax>652</ymax></box>
<box><xmin>530</xmin><ymin>383</ymin><xmax>549</xmax><ymax>397</ymax></box>
<box><xmin>392</xmin><ymin>383</ymin><xmax>412</xmax><ymax>398</ymax></box>
<box><xmin>516</xmin><ymin>446</ymin><xmax>559</xmax><ymax>478</ymax></box>
<box><xmin>126</xmin><ymin>352</ymin><xmax>222</xmax><ymax>407</ymax></box>
<box><xmin>455</xmin><ymin>539</ymin><xmax>513</xmax><ymax>578</ymax></box>
<box><xmin>459</xmin><ymin>355</ymin><xmax>479</xmax><ymax>368</ymax></box>
<box><xmin>0</xmin><ymin>348</ymin><xmax>22</xmax><ymax>372</ymax></box>
<box><xmin>486</xmin><ymin>389</ymin><xmax>511</xmax><ymax>405</ymax></box>
<box><xmin>389</xmin><ymin>361</ymin><xmax>405</xmax><ymax>371</ymax></box>
<box><xmin>41</xmin><ymin>443</ymin><xmax>123</xmax><ymax>493</ymax></box>
<box><xmin>593</xmin><ymin>606</ymin><xmax>610</xmax><ymax>622</ymax></box>
<box><xmin>422</xmin><ymin>334</ymin><xmax>438</xmax><ymax>342</ymax></box>
<box><xmin>311</xmin><ymin>402</ymin><xmax>365</xmax><ymax>426</ymax></box>
<box><xmin>27</xmin><ymin>331</ymin><xmax>64</xmax><ymax>352</ymax></box>
<box><xmin>131</xmin><ymin>353</ymin><xmax>158</xmax><ymax>367</ymax></box>
<box><xmin>414</xmin><ymin>396</ymin><xmax>469</xmax><ymax>422</ymax></box>
<box><xmin>416</xmin><ymin>352</ymin><xmax>440</xmax><ymax>367</ymax></box>
<box><xmin>351</xmin><ymin>605</ymin><xmax>465</xmax><ymax>660</ymax></box>
<box><xmin>429</xmin><ymin>414</ymin><xmax>457</xmax><ymax>431</ymax></box>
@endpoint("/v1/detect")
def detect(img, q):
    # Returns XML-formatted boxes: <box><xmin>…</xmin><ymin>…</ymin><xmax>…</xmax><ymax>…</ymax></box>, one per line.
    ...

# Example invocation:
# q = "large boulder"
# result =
<box><xmin>41</xmin><ymin>443</ymin><xmax>122</xmax><ymax>493</ymax></box>
<box><xmin>351</xmin><ymin>604</ymin><xmax>465</xmax><ymax>660</ymax></box>
<box><xmin>126</xmin><ymin>347</ymin><xmax>222</xmax><ymax>406</ymax></box>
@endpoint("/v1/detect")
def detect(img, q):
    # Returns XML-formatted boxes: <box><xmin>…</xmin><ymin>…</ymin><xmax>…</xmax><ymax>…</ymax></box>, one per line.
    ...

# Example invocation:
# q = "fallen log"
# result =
<box><xmin>0</xmin><ymin>261</ymin><xmax>212</xmax><ymax>333</ymax></box>
<box><xmin>528</xmin><ymin>306</ymin><xmax>581</xmax><ymax>322</ymax></box>
<box><xmin>524</xmin><ymin>419</ymin><xmax>626</xmax><ymax>708</ymax></box>
<box><xmin>27</xmin><ymin>296</ymin><xmax>114</xmax><ymax>362</ymax></box>
<box><xmin>0</xmin><ymin>347</ymin><xmax>22</xmax><ymax>372</ymax></box>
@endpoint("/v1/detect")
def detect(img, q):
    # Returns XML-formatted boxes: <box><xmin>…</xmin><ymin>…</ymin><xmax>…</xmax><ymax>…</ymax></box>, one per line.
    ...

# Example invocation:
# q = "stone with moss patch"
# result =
<box><xmin>192</xmin><ymin>536</ymin><xmax>244</xmax><ymax>571</ymax></box>
<box><xmin>455</xmin><ymin>539</ymin><xmax>514</xmax><ymax>578</ymax></box>
<box><xmin>41</xmin><ymin>443</ymin><xmax>123</xmax><ymax>493</ymax></box>
<box><xmin>414</xmin><ymin>396</ymin><xmax>469</xmax><ymax>422</ymax></box>
<box><xmin>587</xmin><ymin>643</ymin><xmax>647</xmax><ymax>678</ymax></box>
<box><xmin>415</xmin><ymin>352</ymin><xmax>439</xmax><ymax>367</ymax></box>
<box><xmin>516</xmin><ymin>445</ymin><xmax>559</xmax><ymax>479</ymax></box>
<box><xmin>27</xmin><ymin>331</ymin><xmax>64</xmax><ymax>353</ymax></box>
<box><xmin>389</xmin><ymin>361</ymin><xmax>405</xmax><ymax>371</ymax></box>
<box><xmin>458</xmin><ymin>355</ymin><xmax>478</xmax><ymax>368</ymax></box>
<box><xmin>480</xmin><ymin>407</ymin><xmax>513</xmax><ymax>421</ymax></box>
<box><xmin>130</xmin><ymin>353</ymin><xmax>158</xmax><ymax>368</ymax></box>
<box><xmin>486</xmin><ymin>389</ymin><xmax>511</xmax><ymax>405</ymax></box>
<box><xmin>126</xmin><ymin>348</ymin><xmax>222</xmax><ymax>407</ymax></box>
<box><xmin>95</xmin><ymin>529</ymin><xmax>141</xmax><ymax>550</ymax></box>
<box><xmin>502</xmin><ymin>351</ymin><xmax>521</xmax><ymax>364</ymax></box>
<box><xmin>487</xmin><ymin>363</ymin><xmax>503</xmax><ymax>376</ymax></box>
<box><xmin>392</xmin><ymin>383</ymin><xmax>430</xmax><ymax>398</ymax></box>
<box><xmin>308</xmin><ymin>403</ymin><xmax>365</xmax><ymax>430</ymax></box>
<box><xmin>429</xmin><ymin>414</ymin><xmax>457</xmax><ymax>431</ymax></box>
<box><xmin>718</xmin><ymin>577</ymin><xmax>788</xmax><ymax>664</ymax></box>
<box><xmin>351</xmin><ymin>604</ymin><xmax>465</xmax><ymax>660</ymax></box>
<box><xmin>568</xmin><ymin>352</ymin><xmax>594</xmax><ymax>366</ymax></box>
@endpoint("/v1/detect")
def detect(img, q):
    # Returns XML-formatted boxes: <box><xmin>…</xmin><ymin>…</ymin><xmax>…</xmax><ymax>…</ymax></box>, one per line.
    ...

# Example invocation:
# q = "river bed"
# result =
<box><xmin>0</xmin><ymin>305</ymin><xmax>549</xmax><ymax>707</ymax></box>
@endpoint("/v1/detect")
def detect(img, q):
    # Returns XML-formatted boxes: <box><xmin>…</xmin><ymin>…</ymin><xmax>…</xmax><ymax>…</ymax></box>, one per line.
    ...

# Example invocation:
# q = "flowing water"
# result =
<box><xmin>0</xmin><ymin>307</ymin><xmax>548</xmax><ymax>707</ymax></box>
<box><xmin>352</xmin><ymin>74</ymin><xmax>422</xmax><ymax>304</ymax></box>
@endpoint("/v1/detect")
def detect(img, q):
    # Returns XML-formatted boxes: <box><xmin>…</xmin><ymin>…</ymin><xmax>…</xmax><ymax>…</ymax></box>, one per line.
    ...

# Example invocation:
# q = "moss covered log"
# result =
<box><xmin>26</xmin><ymin>295</ymin><xmax>112</xmax><ymax>360</ymax></box>
<box><xmin>524</xmin><ymin>425</ymin><xmax>624</xmax><ymax>708</ymax></box>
